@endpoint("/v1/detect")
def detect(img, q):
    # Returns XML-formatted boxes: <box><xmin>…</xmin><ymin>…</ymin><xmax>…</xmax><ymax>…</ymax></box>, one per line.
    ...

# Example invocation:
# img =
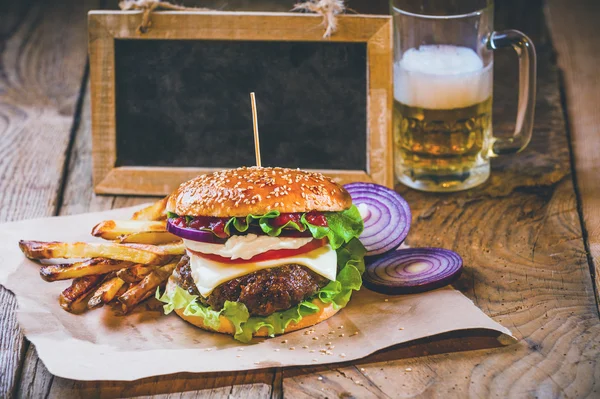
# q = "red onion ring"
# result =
<box><xmin>344</xmin><ymin>182</ymin><xmax>411</xmax><ymax>257</ymax></box>
<box><xmin>166</xmin><ymin>219</ymin><xmax>227</xmax><ymax>244</ymax></box>
<box><xmin>167</xmin><ymin>219</ymin><xmax>312</xmax><ymax>243</ymax></box>
<box><xmin>363</xmin><ymin>248</ymin><xmax>463</xmax><ymax>294</ymax></box>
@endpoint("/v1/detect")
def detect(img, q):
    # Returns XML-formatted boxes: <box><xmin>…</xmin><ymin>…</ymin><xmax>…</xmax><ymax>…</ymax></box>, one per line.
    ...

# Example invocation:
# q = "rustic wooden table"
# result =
<box><xmin>1</xmin><ymin>0</ymin><xmax>599</xmax><ymax>397</ymax></box>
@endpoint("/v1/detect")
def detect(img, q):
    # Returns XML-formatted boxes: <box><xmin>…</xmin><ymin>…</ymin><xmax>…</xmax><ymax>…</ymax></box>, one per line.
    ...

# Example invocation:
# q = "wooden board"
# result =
<box><xmin>0</xmin><ymin>0</ymin><xmax>100</xmax><ymax>396</ymax></box>
<box><xmin>89</xmin><ymin>11</ymin><xmax>394</xmax><ymax>195</ymax></box>
<box><xmin>5</xmin><ymin>0</ymin><xmax>600</xmax><ymax>397</ymax></box>
<box><xmin>546</xmin><ymin>0</ymin><xmax>600</xmax><ymax>308</ymax></box>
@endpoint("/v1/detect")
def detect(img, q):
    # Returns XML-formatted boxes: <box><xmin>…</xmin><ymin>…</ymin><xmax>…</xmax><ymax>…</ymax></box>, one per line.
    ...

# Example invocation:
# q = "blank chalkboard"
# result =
<box><xmin>114</xmin><ymin>39</ymin><xmax>367</xmax><ymax>170</ymax></box>
<box><xmin>89</xmin><ymin>11</ymin><xmax>392</xmax><ymax>195</ymax></box>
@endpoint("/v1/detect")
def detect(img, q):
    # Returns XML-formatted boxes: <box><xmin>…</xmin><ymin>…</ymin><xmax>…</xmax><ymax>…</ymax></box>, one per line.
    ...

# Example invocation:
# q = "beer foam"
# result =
<box><xmin>394</xmin><ymin>45</ymin><xmax>492</xmax><ymax>110</ymax></box>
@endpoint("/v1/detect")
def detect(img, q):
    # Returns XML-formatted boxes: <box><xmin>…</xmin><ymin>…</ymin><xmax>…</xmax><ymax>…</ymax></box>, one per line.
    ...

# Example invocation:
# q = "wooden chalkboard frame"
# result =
<box><xmin>88</xmin><ymin>11</ymin><xmax>393</xmax><ymax>195</ymax></box>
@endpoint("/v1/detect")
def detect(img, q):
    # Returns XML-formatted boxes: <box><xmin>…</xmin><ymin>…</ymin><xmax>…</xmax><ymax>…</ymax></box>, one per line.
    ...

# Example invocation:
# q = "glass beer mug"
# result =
<box><xmin>392</xmin><ymin>0</ymin><xmax>536</xmax><ymax>192</ymax></box>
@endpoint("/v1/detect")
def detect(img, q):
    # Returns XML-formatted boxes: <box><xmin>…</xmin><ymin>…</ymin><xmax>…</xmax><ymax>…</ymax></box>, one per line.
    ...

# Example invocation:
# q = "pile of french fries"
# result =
<box><xmin>18</xmin><ymin>197</ymin><xmax>185</xmax><ymax>314</ymax></box>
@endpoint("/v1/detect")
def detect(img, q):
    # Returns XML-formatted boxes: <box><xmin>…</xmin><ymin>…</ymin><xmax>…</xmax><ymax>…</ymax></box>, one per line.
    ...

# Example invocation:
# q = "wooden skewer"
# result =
<box><xmin>250</xmin><ymin>92</ymin><xmax>261</xmax><ymax>167</ymax></box>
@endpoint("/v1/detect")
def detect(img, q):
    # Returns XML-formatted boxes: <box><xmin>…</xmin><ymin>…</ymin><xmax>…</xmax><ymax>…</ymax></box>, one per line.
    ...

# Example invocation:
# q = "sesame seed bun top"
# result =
<box><xmin>166</xmin><ymin>167</ymin><xmax>352</xmax><ymax>217</ymax></box>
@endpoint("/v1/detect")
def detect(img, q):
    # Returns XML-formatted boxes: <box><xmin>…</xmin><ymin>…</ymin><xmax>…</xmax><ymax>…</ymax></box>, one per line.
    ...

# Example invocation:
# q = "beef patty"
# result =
<box><xmin>175</xmin><ymin>256</ymin><xmax>330</xmax><ymax>317</ymax></box>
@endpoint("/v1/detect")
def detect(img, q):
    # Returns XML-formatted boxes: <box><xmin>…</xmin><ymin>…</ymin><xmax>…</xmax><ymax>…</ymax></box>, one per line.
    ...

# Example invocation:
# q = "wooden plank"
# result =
<box><xmin>279</xmin><ymin>0</ymin><xmax>600</xmax><ymax>396</ymax></box>
<box><xmin>91</xmin><ymin>11</ymin><xmax>389</xmax><ymax>41</ymax></box>
<box><xmin>546</xmin><ymin>0</ymin><xmax>600</xmax><ymax>307</ymax></box>
<box><xmin>0</xmin><ymin>0</ymin><xmax>98</xmax><ymax>397</ymax></box>
<box><xmin>13</xmin><ymin>1</ymin><xmax>600</xmax><ymax>398</ymax></box>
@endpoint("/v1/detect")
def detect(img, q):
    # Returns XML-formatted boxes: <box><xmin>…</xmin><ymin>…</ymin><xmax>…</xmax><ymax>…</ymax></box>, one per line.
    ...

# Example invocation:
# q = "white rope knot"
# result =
<box><xmin>119</xmin><ymin>0</ymin><xmax>212</xmax><ymax>33</ymax></box>
<box><xmin>292</xmin><ymin>0</ymin><xmax>345</xmax><ymax>38</ymax></box>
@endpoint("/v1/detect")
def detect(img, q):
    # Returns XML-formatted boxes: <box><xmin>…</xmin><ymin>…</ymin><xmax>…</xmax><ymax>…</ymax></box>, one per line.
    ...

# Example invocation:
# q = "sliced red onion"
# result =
<box><xmin>166</xmin><ymin>219</ymin><xmax>227</xmax><ymax>244</ymax></box>
<box><xmin>363</xmin><ymin>248</ymin><xmax>463</xmax><ymax>294</ymax></box>
<box><xmin>344</xmin><ymin>182</ymin><xmax>411</xmax><ymax>257</ymax></box>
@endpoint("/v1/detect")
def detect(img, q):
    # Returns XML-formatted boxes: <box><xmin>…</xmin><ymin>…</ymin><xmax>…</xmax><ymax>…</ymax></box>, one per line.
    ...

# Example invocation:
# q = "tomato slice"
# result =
<box><xmin>189</xmin><ymin>238</ymin><xmax>327</xmax><ymax>264</ymax></box>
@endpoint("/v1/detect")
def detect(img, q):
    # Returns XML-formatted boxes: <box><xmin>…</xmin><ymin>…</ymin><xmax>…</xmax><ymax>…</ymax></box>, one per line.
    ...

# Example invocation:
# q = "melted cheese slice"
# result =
<box><xmin>188</xmin><ymin>245</ymin><xmax>337</xmax><ymax>297</ymax></box>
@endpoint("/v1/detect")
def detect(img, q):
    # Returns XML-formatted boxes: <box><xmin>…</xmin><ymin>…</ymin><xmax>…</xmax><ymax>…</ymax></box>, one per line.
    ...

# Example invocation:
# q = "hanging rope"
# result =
<box><xmin>118</xmin><ymin>1</ymin><xmax>213</xmax><ymax>33</ymax></box>
<box><xmin>119</xmin><ymin>0</ymin><xmax>345</xmax><ymax>38</ymax></box>
<box><xmin>292</xmin><ymin>0</ymin><xmax>345</xmax><ymax>38</ymax></box>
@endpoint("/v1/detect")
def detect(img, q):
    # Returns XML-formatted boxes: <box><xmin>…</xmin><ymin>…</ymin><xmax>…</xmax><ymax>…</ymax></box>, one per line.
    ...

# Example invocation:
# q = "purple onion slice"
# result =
<box><xmin>344</xmin><ymin>182</ymin><xmax>411</xmax><ymax>257</ymax></box>
<box><xmin>166</xmin><ymin>219</ymin><xmax>228</xmax><ymax>244</ymax></box>
<box><xmin>363</xmin><ymin>248</ymin><xmax>463</xmax><ymax>294</ymax></box>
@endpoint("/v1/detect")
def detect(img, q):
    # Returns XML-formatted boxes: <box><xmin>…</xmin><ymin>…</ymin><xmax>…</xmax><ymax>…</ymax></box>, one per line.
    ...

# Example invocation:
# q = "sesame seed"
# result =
<box><xmin>338</xmin><ymin>325</ymin><xmax>344</xmax><ymax>329</ymax></box>
<box><xmin>384</xmin><ymin>299</ymin><xmax>389</xmax><ymax>302</ymax></box>
<box><xmin>340</xmin><ymin>353</ymin><xmax>346</xmax><ymax>357</ymax></box>
<box><xmin>405</xmin><ymin>368</ymin><xmax>412</xmax><ymax>372</ymax></box>
<box><xmin>312</xmin><ymin>359</ymin><xmax>318</xmax><ymax>362</ymax></box>
<box><xmin>312</xmin><ymin>337</ymin><xmax>318</xmax><ymax>340</ymax></box>
<box><xmin>339</xmin><ymin>334</ymin><xmax>344</xmax><ymax>337</ymax></box>
<box><xmin>289</xmin><ymin>347</ymin><xmax>295</xmax><ymax>350</ymax></box>
<box><xmin>399</xmin><ymin>327</ymin><xmax>404</xmax><ymax>330</ymax></box>
<box><xmin>360</xmin><ymin>368</ymin><xmax>365</xmax><ymax>372</ymax></box>
<box><xmin>310</xmin><ymin>350</ymin><xmax>315</xmax><ymax>353</ymax></box>
<box><xmin>350</xmin><ymin>332</ymin><xmax>358</xmax><ymax>336</ymax></box>
<box><xmin>302</xmin><ymin>345</ymin><xmax>309</xmax><ymax>349</ymax></box>
<box><xmin>281</xmin><ymin>339</ymin><xmax>288</xmax><ymax>344</ymax></box>
<box><xmin>318</xmin><ymin>376</ymin><xmax>323</xmax><ymax>381</ymax></box>
<box><xmin>326</xmin><ymin>342</ymin><xmax>332</xmax><ymax>346</ymax></box>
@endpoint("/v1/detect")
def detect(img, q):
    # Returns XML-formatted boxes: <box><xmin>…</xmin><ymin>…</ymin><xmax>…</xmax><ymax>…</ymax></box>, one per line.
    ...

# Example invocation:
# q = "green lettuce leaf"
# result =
<box><xmin>223</xmin><ymin>210</ymin><xmax>280</xmax><ymax>235</ymax></box>
<box><xmin>157</xmin><ymin>237</ymin><xmax>366</xmax><ymax>343</ymax></box>
<box><xmin>302</xmin><ymin>205</ymin><xmax>363</xmax><ymax>250</ymax></box>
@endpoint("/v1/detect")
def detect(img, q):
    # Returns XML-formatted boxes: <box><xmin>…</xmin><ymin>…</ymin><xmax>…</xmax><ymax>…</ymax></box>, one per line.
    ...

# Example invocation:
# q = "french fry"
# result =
<box><xmin>91</xmin><ymin>220</ymin><xmax>169</xmax><ymax>240</ymax></box>
<box><xmin>119</xmin><ymin>231</ymin><xmax>180</xmax><ymax>245</ymax></box>
<box><xmin>40</xmin><ymin>258</ymin><xmax>133</xmax><ymax>282</ymax></box>
<box><xmin>131</xmin><ymin>197</ymin><xmax>169</xmax><ymax>221</ymax></box>
<box><xmin>59</xmin><ymin>274</ymin><xmax>105</xmax><ymax>313</ymax></box>
<box><xmin>117</xmin><ymin>264</ymin><xmax>157</xmax><ymax>283</ymax></box>
<box><xmin>19</xmin><ymin>241</ymin><xmax>179</xmax><ymax>265</ymax></box>
<box><xmin>155</xmin><ymin>241</ymin><xmax>185</xmax><ymax>255</ymax></box>
<box><xmin>114</xmin><ymin>284</ymin><xmax>129</xmax><ymax>299</ymax></box>
<box><xmin>118</xmin><ymin>259</ymin><xmax>179</xmax><ymax>313</ymax></box>
<box><xmin>88</xmin><ymin>276</ymin><xmax>126</xmax><ymax>309</ymax></box>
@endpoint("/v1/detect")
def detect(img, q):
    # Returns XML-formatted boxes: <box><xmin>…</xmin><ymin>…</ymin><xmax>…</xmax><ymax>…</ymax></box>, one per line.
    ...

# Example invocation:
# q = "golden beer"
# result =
<box><xmin>394</xmin><ymin>97</ymin><xmax>492</xmax><ymax>184</ymax></box>
<box><xmin>393</xmin><ymin>45</ymin><xmax>494</xmax><ymax>191</ymax></box>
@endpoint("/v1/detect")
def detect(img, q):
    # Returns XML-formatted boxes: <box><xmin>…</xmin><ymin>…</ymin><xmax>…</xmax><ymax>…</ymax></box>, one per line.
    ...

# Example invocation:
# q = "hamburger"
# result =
<box><xmin>158</xmin><ymin>166</ymin><xmax>365</xmax><ymax>342</ymax></box>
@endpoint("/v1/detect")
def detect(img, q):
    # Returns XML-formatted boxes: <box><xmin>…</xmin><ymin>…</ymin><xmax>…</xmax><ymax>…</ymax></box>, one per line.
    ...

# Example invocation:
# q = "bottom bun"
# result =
<box><xmin>165</xmin><ymin>276</ymin><xmax>340</xmax><ymax>337</ymax></box>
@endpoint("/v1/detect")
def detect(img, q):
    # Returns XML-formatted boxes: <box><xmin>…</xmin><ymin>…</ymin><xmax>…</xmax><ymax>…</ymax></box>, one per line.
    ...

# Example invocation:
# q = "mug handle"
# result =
<box><xmin>488</xmin><ymin>30</ymin><xmax>537</xmax><ymax>155</ymax></box>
